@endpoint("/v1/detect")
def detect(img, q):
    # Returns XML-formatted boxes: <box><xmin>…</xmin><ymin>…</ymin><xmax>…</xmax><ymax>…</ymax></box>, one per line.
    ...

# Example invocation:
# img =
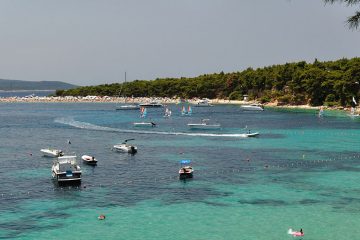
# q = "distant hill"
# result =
<box><xmin>0</xmin><ymin>79</ymin><xmax>77</xmax><ymax>91</ymax></box>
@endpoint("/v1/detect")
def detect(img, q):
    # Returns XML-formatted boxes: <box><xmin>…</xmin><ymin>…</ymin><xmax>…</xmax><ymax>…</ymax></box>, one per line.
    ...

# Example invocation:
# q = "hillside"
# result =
<box><xmin>0</xmin><ymin>79</ymin><xmax>77</xmax><ymax>91</ymax></box>
<box><xmin>57</xmin><ymin>57</ymin><xmax>360</xmax><ymax>107</ymax></box>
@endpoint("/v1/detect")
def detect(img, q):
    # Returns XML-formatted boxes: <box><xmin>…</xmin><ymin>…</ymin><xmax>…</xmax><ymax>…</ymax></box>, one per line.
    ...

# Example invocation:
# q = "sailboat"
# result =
<box><xmin>181</xmin><ymin>105</ymin><xmax>192</xmax><ymax>116</ymax></box>
<box><xmin>318</xmin><ymin>106</ymin><xmax>324</xmax><ymax>118</ymax></box>
<box><xmin>349</xmin><ymin>97</ymin><xmax>359</xmax><ymax>117</ymax></box>
<box><xmin>140</xmin><ymin>107</ymin><xmax>147</xmax><ymax>118</ymax></box>
<box><xmin>188</xmin><ymin>106</ymin><xmax>192</xmax><ymax>115</ymax></box>
<box><xmin>133</xmin><ymin>107</ymin><xmax>156</xmax><ymax>127</ymax></box>
<box><xmin>116</xmin><ymin>72</ymin><xmax>140</xmax><ymax>110</ymax></box>
<box><xmin>163</xmin><ymin>107</ymin><xmax>172</xmax><ymax>118</ymax></box>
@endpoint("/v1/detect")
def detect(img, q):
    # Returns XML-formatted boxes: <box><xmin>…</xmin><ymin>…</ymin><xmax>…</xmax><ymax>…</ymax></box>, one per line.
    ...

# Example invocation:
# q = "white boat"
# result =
<box><xmin>179</xmin><ymin>160</ymin><xmax>193</xmax><ymax>179</ymax></box>
<box><xmin>52</xmin><ymin>155</ymin><xmax>81</xmax><ymax>183</ymax></box>
<box><xmin>113</xmin><ymin>139</ymin><xmax>138</xmax><ymax>154</ymax></box>
<box><xmin>240</xmin><ymin>103</ymin><xmax>264</xmax><ymax>111</ymax></box>
<box><xmin>194</xmin><ymin>99</ymin><xmax>214</xmax><ymax>107</ymax></box>
<box><xmin>81</xmin><ymin>155</ymin><xmax>98</xmax><ymax>165</ymax></box>
<box><xmin>187</xmin><ymin>119</ymin><xmax>220</xmax><ymax>130</ymax></box>
<box><xmin>245</xmin><ymin>132</ymin><xmax>259</xmax><ymax>137</ymax></box>
<box><xmin>133</xmin><ymin>122</ymin><xmax>157</xmax><ymax>127</ymax></box>
<box><xmin>41</xmin><ymin>148</ymin><xmax>64</xmax><ymax>157</ymax></box>
<box><xmin>163</xmin><ymin>107</ymin><xmax>172</xmax><ymax>118</ymax></box>
<box><xmin>116</xmin><ymin>104</ymin><xmax>140</xmax><ymax>110</ymax></box>
<box><xmin>139</xmin><ymin>102</ymin><xmax>163</xmax><ymax>108</ymax></box>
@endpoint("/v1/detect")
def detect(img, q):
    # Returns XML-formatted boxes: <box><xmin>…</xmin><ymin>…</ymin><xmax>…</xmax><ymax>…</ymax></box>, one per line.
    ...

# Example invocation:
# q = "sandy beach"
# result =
<box><xmin>0</xmin><ymin>95</ymin><xmax>353</xmax><ymax>112</ymax></box>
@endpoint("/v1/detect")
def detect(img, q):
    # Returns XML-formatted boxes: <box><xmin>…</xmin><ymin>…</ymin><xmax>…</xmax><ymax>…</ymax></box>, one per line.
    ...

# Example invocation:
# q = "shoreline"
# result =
<box><xmin>0</xmin><ymin>96</ymin><xmax>353</xmax><ymax>112</ymax></box>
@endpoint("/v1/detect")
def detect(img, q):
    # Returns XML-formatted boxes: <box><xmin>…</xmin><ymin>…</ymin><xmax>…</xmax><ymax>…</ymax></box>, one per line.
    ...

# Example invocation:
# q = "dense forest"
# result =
<box><xmin>56</xmin><ymin>57</ymin><xmax>360</xmax><ymax>107</ymax></box>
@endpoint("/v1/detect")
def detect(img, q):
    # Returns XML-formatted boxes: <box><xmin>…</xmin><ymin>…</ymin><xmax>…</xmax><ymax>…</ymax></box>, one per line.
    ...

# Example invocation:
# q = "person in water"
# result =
<box><xmin>98</xmin><ymin>214</ymin><xmax>106</xmax><ymax>220</ymax></box>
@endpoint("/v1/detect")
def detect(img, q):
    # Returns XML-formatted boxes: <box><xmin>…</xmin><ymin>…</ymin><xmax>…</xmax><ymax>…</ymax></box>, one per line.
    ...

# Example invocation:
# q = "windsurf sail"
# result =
<box><xmin>353</xmin><ymin>96</ymin><xmax>357</xmax><ymax>105</ymax></box>
<box><xmin>180</xmin><ymin>159</ymin><xmax>191</xmax><ymax>164</ymax></box>
<box><xmin>140</xmin><ymin>107</ymin><xmax>147</xmax><ymax>118</ymax></box>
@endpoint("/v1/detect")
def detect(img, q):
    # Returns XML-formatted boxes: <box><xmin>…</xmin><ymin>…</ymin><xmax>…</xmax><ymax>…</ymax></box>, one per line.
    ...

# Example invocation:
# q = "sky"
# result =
<box><xmin>0</xmin><ymin>0</ymin><xmax>359</xmax><ymax>86</ymax></box>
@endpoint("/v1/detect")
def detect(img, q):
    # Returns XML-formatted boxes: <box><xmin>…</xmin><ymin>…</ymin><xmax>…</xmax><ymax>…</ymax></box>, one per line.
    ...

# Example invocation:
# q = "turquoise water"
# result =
<box><xmin>1</xmin><ymin>103</ymin><xmax>360</xmax><ymax>239</ymax></box>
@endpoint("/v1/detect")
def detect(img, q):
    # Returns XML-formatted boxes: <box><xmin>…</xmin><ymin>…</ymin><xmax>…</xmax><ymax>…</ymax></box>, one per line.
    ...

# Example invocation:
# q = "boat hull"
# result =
<box><xmin>81</xmin><ymin>155</ymin><xmax>97</xmax><ymax>165</ymax></box>
<box><xmin>52</xmin><ymin>171</ymin><xmax>82</xmax><ymax>182</ymax></box>
<box><xmin>179</xmin><ymin>172</ymin><xmax>193</xmax><ymax>179</ymax></box>
<box><xmin>240</xmin><ymin>105</ymin><xmax>264</xmax><ymax>111</ymax></box>
<box><xmin>193</xmin><ymin>104</ymin><xmax>213</xmax><ymax>107</ymax></box>
<box><xmin>133</xmin><ymin>122</ymin><xmax>156</xmax><ymax>127</ymax></box>
<box><xmin>116</xmin><ymin>105</ymin><xmax>140</xmax><ymax>110</ymax></box>
<box><xmin>139</xmin><ymin>103</ymin><xmax>163</xmax><ymax>108</ymax></box>
<box><xmin>82</xmin><ymin>160</ymin><xmax>97</xmax><ymax>165</ymax></box>
<box><xmin>113</xmin><ymin>145</ymin><xmax>138</xmax><ymax>154</ymax></box>
<box><xmin>41</xmin><ymin>149</ymin><xmax>63</xmax><ymax>157</ymax></box>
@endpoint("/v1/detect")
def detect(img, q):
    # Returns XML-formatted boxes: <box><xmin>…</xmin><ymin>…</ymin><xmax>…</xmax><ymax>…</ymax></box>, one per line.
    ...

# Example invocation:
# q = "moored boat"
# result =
<box><xmin>187</xmin><ymin>119</ymin><xmax>220</xmax><ymax>130</ymax></box>
<box><xmin>116</xmin><ymin>104</ymin><xmax>140</xmax><ymax>110</ymax></box>
<box><xmin>194</xmin><ymin>99</ymin><xmax>213</xmax><ymax>107</ymax></box>
<box><xmin>179</xmin><ymin>160</ymin><xmax>193</xmax><ymax>179</ymax></box>
<box><xmin>41</xmin><ymin>148</ymin><xmax>64</xmax><ymax>157</ymax></box>
<box><xmin>139</xmin><ymin>102</ymin><xmax>163</xmax><ymax>108</ymax></box>
<box><xmin>52</xmin><ymin>155</ymin><xmax>81</xmax><ymax>183</ymax></box>
<box><xmin>240</xmin><ymin>103</ymin><xmax>264</xmax><ymax>111</ymax></box>
<box><xmin>81</xmin><ymin>155</ymin><xmax>98</xmax><ymax>165</ymax></box>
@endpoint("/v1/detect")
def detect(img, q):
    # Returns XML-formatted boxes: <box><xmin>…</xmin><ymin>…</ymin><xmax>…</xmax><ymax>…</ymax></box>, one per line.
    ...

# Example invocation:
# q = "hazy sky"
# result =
<box><xmin>0</xmin><ymin>0</ymin><xmax>359</xmax><ymax>86</ymax></box>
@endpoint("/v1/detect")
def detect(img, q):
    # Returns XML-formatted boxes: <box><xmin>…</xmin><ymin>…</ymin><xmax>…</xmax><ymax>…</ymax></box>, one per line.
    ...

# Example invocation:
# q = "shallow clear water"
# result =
<box><xmin>1</xmin><ymin>103</ymin><xmax>360</xmax><ymax>239</ymax></box>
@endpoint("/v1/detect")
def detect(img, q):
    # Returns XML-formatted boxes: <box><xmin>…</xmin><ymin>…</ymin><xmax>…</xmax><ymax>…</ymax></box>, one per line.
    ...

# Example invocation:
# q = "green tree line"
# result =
<box><xmin>56</xmin><ymin>57</ymin><xmax>360</xmax><ymax>107</ymax></box>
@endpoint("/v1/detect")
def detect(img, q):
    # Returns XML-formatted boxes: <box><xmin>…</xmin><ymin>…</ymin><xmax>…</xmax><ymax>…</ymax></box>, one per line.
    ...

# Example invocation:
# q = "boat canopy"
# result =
<box><xmin>180</xmin><ymin>160</ymin><xmax>191</xmax><ymax>164</ymax></box>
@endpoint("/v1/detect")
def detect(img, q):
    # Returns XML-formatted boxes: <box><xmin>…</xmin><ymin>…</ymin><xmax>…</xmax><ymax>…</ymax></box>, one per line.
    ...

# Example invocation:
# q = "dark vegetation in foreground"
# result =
<box><xmin>56</xmin><ymin>57</ymin><xmax>360</xmax><ymax>107</ymax></box>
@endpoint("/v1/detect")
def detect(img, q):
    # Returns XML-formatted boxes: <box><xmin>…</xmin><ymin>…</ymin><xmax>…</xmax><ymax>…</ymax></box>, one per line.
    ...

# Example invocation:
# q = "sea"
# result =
<box><xmin>0</xmin><ymin>103</ymin><xmax>359</xmax><ymax>240</ymax></box>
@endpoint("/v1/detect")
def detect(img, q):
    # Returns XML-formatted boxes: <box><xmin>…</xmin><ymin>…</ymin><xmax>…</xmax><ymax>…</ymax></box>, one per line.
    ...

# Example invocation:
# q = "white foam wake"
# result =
<box><xmin>54</xmin><ymin>117</ymin><xmax>249</xmax><ymax>138</ymax></box>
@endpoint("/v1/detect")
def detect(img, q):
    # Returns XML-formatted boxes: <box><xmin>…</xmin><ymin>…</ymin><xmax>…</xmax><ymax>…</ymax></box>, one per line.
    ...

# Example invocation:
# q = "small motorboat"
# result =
<box><xmin>194</xmin><ymin>99</ymin><xmax>214</xmax><ymax>107</ymax></box>
<box><xmin>116</xmin><ymin>104</ymin><xmax>140</xmax><ymax>110</ymax></box>
<box><xmin>179</xmin><ymin>160</ymin><xmax>194</xmax><ymax>179</ymax></box>
<box><xmin>81</xmin><ymin>155</ymin><xmax>98</xmax><ymax>165</ymax></box>
<box><xmin>133</xmin><ymin>122</ymin><xmax>157</xmax><ymax>127</ymax></box>
<box><xmin>113</xmin><ymin>139</ymin><xmax>138</xmax><ymax>154</ymax></box>
<box><xmin>187</xmin><ymin>119</ymin><xmax>220</xmax><ymax>130</ymax></box>
<box><xmin>139</xmin><ymin>102</ymin><xmax>163</xmax><ymax>108</ymax></box>
<box><xmin>52</xmin><ymin>155</ymin><xmax>81</xmax><ymax>183</ymax></box>
<box><xmin>240</xmin><ymin>103</ymin><xmax>264</xmax><ymax>111</ymax></box>
<box><xmin>41</xmin><ymin>148</ymin><xmax>64</xmax><ymax>157</ymax></box>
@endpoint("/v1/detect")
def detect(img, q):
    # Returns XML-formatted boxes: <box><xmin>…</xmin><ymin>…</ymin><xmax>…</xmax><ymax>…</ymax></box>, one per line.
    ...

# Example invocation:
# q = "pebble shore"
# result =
<box><xmin>0</xmin><ymin>95</ymin><xmax>353</xmax><ymax>112</ymax></box>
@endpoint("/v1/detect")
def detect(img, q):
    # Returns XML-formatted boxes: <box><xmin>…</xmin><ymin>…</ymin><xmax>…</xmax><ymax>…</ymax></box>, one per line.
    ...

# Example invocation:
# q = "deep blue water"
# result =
<box><xmin>0</xmin><ymin>103</ymin><xmax>360</xmax><ymax>239</ymax></box>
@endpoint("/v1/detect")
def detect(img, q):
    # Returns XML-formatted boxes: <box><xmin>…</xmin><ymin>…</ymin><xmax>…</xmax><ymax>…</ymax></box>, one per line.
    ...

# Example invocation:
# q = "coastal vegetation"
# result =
<box><xmin>56</xmin><ymin>57</ymin><xmax>360</xmax><ymax>107</ymax></box>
